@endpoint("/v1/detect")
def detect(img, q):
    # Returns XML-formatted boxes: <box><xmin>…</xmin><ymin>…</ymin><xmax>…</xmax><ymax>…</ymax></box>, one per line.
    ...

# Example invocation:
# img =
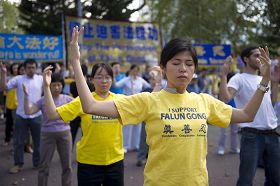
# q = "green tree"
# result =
<box><xmin>18</xmin><ymin>0</ymin><xmax>146</xmax><ymax>35</ymax></box>
<box><xmin>0</xmin><ymin>0</ymin><xmax>23</xmax><ymax>33</ymax></box>
<box><xmin>82</xmin><ymin>0</ymin><xmax>146</xmax><ymax>21</ymax></box>
<box><xmin>149</xmin><ymin>0</ymin><xmax>237</xmax><ymax>42</ymax></box>
<box><xmin>146</xmin><ymin>0</ymin><xmax>270</xmax><ymax>52</ymax></box>
<box><xmin>257</xmin><ymin>0</ymin><xmax>280</xmax><ymax>54</ymax></box>
<box><xmin>232</xmin><ymin>0</ymin><xmax>280</xmax><ymax>54</ymax></box>
<box><xmin>18</xmin><ymin>0</ymin><xmax>76</xmax><ymax>35</ymax></box>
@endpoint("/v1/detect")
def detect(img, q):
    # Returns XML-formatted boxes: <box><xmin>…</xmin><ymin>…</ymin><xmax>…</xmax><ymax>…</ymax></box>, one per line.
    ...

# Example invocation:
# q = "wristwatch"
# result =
<box><xmin>257</xmin><ymin>84</ymin><xmax>269</xmax><ymax>93</ymax></box>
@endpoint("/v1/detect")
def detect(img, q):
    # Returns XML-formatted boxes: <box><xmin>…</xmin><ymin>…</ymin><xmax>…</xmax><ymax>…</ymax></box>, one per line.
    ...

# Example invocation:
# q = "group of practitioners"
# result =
<box><xmin>0</xmin><ymin>25</ymin><xmax>279</xmax><ymax>186</ymax></box>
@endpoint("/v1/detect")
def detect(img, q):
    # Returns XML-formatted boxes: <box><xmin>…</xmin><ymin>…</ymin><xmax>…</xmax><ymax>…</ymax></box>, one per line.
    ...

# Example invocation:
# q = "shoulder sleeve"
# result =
<box><xmin>56</xmin><ymin>97</ymin><xmax>84</xmax><ymax>123</ymax></box>
<box><xmin>227</xmin><ymin>74</ymin><xmax>241</xmax><ymax>93</ymax></box>
<box><xmin>6</xmin><ymin>76</ymin><xmax>18</xmax><ymax>90</ymax></box>
<box><xmin>114</xmin><ymin>92</ymin><xmax>149</xmax><ymax>125</ymax></box>
<box><xmin>141</xmin><ymin>78</ymin><xmax>151</xmax><ymax>89</ymax></box>
<box><xmin>114</xmin><ymin>93</ymin><xmax>126</xmax><ymax>99</ymax></box>
<box><xmin>203</xmin><ymin>94</ymin><xmax>232</xmax><ymax>128</ymax></box>
<box><xmin>115</xmin><ymin>77</ymin><xmax>127</xmax><ymax>87</ymax></box>
<box><xmin>65</xmin><ymin>95</ymin><xmax>74</xmax><ymax>103</ymax></box>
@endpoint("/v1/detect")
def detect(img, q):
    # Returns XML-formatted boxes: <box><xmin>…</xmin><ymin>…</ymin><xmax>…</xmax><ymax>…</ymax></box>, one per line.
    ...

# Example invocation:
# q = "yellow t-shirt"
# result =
<box><xmin>57</xmin><ymin>92</ymin><xmax>124</xmax><ymax>165</ymax></box>
<box><xmin>6</xmin><ymin>89</ymin><xmax>17</xmax><ymax>110</ymax></box>
<box><xmin>64</xmin><ymin>77</ymin><xmax>74</xmax><ymax>85</ymax></box>
<box><xmin>114</xmin><ymin>89</ymin><xmax>232</xmax><ymax>186</ymax></box>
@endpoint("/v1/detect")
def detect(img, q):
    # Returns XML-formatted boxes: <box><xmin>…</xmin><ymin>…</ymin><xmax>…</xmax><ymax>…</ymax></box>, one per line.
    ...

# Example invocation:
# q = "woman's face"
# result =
<box><xmin>12</xmin><ymin>65</ymin><xmax>18</xmax><ymax>76</ymax></box>
<box><xmin>93</xmin><ymin>67</ymin><xmax>112</xmax><ymax>94</ymax></box>
<box><xmin>19</xmin><ymin>66</ymin><xmax>25</xmax><ymax>75</ymax></box>
<box><xmin>130</xmin><ymin>67</ymin><xmax>139</xmax><ymax>77</ymax></box>
<box><xmin>50</xmin><ymin>82</ymin><xmax>63</xmax><ymax>97</ymax></box>
<box><xmin>163</xmin><ymin>51</ymin><xmax>195</xmax><ymax>92</ymax></box>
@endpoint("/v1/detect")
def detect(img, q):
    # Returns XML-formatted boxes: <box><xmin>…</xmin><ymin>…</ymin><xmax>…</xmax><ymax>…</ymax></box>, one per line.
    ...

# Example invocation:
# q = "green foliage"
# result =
<box><xmin>82</xmin><ymin>0</ymin><xmax>145</xmax><ymax>21</ymax></box>
<box><xmin>18</xmin><ymin>0</ymin><xmax>76</xmax><ymax>35</ymax></box>
<box><xmin>0</xmin><ymin>0</ymin><xmax>23</xmax><ymax>33</ymax></box>
<box><xmin>147</xmin><ymin>0</ymin><xmax>280</xmax><ymax>53</ymax></box>
<box><xmin>18</xmin><ymin>0</ymin><xmax>146</xmax><ymax>35</ymax></box>
<box><xmin>259</xmin><ymin>0</ymin><xmax>280</xmax><ymax>54</ymax></box>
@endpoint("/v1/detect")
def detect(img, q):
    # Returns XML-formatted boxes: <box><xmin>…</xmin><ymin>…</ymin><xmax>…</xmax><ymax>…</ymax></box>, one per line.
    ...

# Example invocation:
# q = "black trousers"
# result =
<box><xmin>77</xmin><ymin>160</ymin><xmax>124</xmax><ymax>186</ymax></box>
<box><xmin>70</xmin><ymin>117</ymin><xmax>81</xmax><ymax>145</ymax></box>
<box><xmin>5</xmin><ymin>108</ymin><xmax>14</xmax><ymax>142</ymax></box>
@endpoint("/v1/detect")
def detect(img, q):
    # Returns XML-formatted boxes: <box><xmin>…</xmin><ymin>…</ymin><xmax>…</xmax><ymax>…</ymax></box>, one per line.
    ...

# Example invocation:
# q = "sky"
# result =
<box><xmin>127</xmin><ymin>0</ymin><xmax>142</xmax><ymax>21</ymax></box>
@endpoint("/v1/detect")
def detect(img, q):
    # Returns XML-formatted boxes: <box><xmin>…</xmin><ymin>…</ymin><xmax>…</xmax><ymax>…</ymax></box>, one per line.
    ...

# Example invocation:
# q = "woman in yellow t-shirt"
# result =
<box><xmin>42</xmin><ymin>63</ymin><xmax>125</xmax><ymax>186</ymax></box>
<box><xmin>48</xmin><ymin>27</ymin><xmax>271</xmax><ymax>186</ymax></box>
<box><xmin>4</xmin><ymin>63</ymin><xmax>18</xmax><ymax>146</ymax></box>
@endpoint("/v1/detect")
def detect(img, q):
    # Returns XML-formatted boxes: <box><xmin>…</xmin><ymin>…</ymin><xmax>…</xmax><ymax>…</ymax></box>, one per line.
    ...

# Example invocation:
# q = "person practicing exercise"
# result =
<box><xmin>59</xmin><ymin>26</ymin><xmax>272</xmax><ymax>186</ymax></box>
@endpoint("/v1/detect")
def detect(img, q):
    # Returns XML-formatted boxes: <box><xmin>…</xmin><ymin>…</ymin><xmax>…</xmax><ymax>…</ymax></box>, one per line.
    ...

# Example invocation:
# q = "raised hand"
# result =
<box><xmin>55</xmin><ymin>63</ymin><xmax>61</xmax><ymax>73</ymax></box>
<box><xmin>43</xmin><ymin>66</ymin><xmax>53</xmax><ymax>87</ymax></box>
<box><xmin>22</xmin><ymin>84</ymin><xmax>28</xmax><ymax>96</ymax></box>
<box><xmin>70</xmin><ymin>26</ymin><xmax>84</xmax><ymax>63</ymax></box>
<box><xmin>0</xmin><ymin>62</ymin><xmax>7</xmax><ymax>74</ymax></box>
<box><xmin>150</xmin><ymin>66</ymin><xmax>162</xmax><ymax>84</ymax></box>
<box><xmin>220</xmin><ymin>56</ymin><xmax>232</xmax><ymax>77</ymax></box>
<box><xmin>258</xmin><ymin>46</ymin><xmax>271</xmax><ymax>82</ymax></box>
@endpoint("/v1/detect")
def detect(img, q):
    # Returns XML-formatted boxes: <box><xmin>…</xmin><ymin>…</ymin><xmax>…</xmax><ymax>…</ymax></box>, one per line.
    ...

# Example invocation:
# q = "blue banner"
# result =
<box><xmin>0</xmin><ymin>33</ymin><xmax>63</xmax><ymax>61</ymax></box>
<box><xmin>65</xmin><ymin>16</ymin><xmax>161</xmax><ymax>64</ymax></box>
<box><xmin>194</xmin><ymin>44</ymin><xmax>231</xmax><ymax>66</ymax></box>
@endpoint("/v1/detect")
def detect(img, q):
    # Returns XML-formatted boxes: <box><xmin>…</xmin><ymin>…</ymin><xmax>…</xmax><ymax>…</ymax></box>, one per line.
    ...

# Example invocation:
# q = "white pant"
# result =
<box><xmin>123</xmin><ymin>124</ymin><xmax>141</xmax><ymax>151</ymax></box>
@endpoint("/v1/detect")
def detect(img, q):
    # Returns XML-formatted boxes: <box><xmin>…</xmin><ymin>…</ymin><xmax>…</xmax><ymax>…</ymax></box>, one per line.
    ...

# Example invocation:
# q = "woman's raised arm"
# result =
<box><xmin>70</xmin><ymin>26</ymin><xmax>119</xmax><ymax>118</ymax></box>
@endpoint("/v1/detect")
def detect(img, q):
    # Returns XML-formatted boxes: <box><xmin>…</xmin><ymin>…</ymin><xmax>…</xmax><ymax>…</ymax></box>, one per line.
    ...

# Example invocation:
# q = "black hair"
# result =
<box><xmin>51</xmin><ymin>73</ymin><xmax>65</xmax><ymax>88</ymax></box>
<box><xmin>111</xmin><ymin>62</ymin><xmax>120</xmax><ymax>67</ymax></box>
<box><xmin>160</xmin><ymin>38</ymin><xmax>198</xmax><ymax>69</ymax></box>
<box><xmin>91</xmin><ymin>63</ymin><xmax>114</xmax><ymax>79</ymax></box>
<box><xmin>240</xmin><ymin>46</ymin><xmax>259</xmax><ymax>65</ymax></box>
<box><xmin>227</xmin><ymin>72</ymin><xmax>235</xmax><ymax>82</ymax></box>
<box><xmin>23</xmin><ymin>59</ymin><xmax>38</xmax><ymax>68</ymax></box>
<box><xmin>129</xmin><ymin>64</ymin><xmax>139</xmax><ymax>71</ymax></box>
<box><xmin>17</xmin><ymin>63</ymin><xmax>25</xmax><ymax>75</ymax></box>
<box><xmin>41</xmin><ymin>63</ymin><xmax>55</xmax><ymax>73</ymax></box>
<box><xmin>81</xmin><ymin>64</ymin><xmax>88</xmax><ymax>76</ymax></box>
<box><xmin>9</xmin><ymin>63</ymin><xmax>18</xmax><ymax>75</ymax></box>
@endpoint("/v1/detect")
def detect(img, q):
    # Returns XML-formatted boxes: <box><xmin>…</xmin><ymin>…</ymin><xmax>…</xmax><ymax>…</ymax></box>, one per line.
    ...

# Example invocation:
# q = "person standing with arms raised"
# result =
<box><xmin>67</xmin><ymin>26</ymin><xmax>271</xmax><ymax>186</ymax></box>
<box><xmin>219</xmin><ymin>47</ymin><xmax>279</xmax><ymax>186</ymax></box>
<box><xmin>43</xmin><ymin>63</ymin><xmax>125</xmax><ymax>186</ymax></box>
<box><xmin>0</xmin><ymin>59</ymin><xmax>43</xmax><ymax>173</ymax></box>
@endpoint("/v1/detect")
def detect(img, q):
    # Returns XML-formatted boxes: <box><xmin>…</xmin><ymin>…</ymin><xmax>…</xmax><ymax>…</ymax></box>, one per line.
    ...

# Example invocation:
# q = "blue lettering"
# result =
<box><xmin>88</xmin><ymin>55</ymin><xmax>96</xmax><ymax>61</ymax></box>
<box><xmin>83</xmin><ymin>23</ymin><xmax>94</xmax><ymax>38</ymax></box>
<box><xmin>148</xmin><ymin>27</ymin><xmax>158</xmax><ymax>40</ymax></box>
<box><xmin>96</xmin><ymin>24</ymin><xmax>108</xmax><ymax>39</ymax></box>
<box><xmin>126</xmin><ymin>55</ymin><xmax>145</xmax><ymax>62</ymax></box>
<box><xmin>136</xmin><ymin>26</ymin><xmax>145</xmax><ymax>40</ymax></box>
<box><xmin>110</xmin><ymin>25</ymin><xmax>121</xmax><ymax>39</ymax></box>
<box><xmin>123</xmin><ymin>26</ymin><xmax>134</xmax><ymax>39</ymax></box>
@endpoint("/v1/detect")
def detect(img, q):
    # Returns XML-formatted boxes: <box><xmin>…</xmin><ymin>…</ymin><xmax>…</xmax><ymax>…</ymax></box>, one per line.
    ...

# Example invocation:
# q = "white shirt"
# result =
<box><xmin>274</xmin><ymin>102</ymin><xmax>280</xmax><ymax>125</ymax></box>
<box><xmin>115</xmin><ymin>76</ymin><xmax>150</xmax><ymax>95</ymax></box>
<box><xmin>7</xmin><ymin>74</ymin><xmax>43</xmax><ymax>118</ymax></box>
<box><xmin>228</xmin><ymin>73</ymin><xmax>277</xmax><ymax>129</ymax></box>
